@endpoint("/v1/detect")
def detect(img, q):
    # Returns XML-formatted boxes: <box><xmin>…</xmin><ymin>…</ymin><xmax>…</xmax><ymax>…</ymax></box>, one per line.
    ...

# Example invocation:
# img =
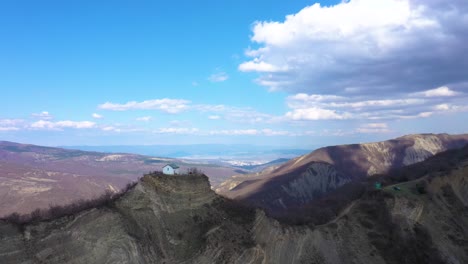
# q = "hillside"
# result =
<box><xmin>0</xmin><ymin>141</ymin><xmax>247</xmax><ymax>217</ymax></box>
<box><xmin>1</xmin><ymin>148</ymin><xmax>467</xmax><ymax>263</ymax></box>
<box><xmin>217</xmin><ymin>133</ymin><xmax>468</xmax><ymax>213</ymax></box>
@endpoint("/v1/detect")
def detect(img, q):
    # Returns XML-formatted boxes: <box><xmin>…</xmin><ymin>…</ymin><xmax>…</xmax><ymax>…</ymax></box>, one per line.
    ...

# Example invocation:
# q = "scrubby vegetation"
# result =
<box><xmin>0</xmin><ymin>181</ymin><xmax>138</xmax><ymax>225</ymax></box>
<box><xmin>186</xmin><ymin>167</ymin><xmax>204</xmax><ymax>175</ymax></box>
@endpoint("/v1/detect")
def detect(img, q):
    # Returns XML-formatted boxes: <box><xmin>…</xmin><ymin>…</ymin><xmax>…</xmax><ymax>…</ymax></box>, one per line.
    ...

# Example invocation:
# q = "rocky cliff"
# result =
<box><xmin>217</xmin><ymin>133</ymin><xmax>468</xmax><ymax>213</ymax></box>
<box><xmin>1</xmin><ymin>149</ymin><xmax>467</xmax><ymax>264</ymax></box>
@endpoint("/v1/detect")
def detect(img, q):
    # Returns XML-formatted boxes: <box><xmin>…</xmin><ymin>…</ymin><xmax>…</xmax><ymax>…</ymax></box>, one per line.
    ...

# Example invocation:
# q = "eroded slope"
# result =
<box><xmin>0</xmin><ymin>155</ymin><xmax>467</xmax><ymax>264</ymax></box>
<box><xmin>218</xmin><ymin>133</ymin><xmax>468</xmax><ymax>213</ymax></box>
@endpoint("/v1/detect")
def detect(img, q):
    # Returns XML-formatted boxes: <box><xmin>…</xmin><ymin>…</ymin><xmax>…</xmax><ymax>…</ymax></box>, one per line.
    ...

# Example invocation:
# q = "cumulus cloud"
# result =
<box><xmin>414</xmin><ymin>86</ymin><xmax>459</xmax><ymax>97</ymax></box>
<box><xmin>240</xmin><ymin>0</ymin><xmax>468</xmax><ymax>95</ymax></box>
<box><xmin>32</xmin><ymin>111</ymin><xmax>53</xmax><ymax>120</ymax></box>
<box><xmin>136</xmin><ymin>116</ymin><xmax>152</xmax><ymax>122</ymax></box>
<box><xmin>208</xmin><ymin>71</ymin><xmax>229</xmax><ymax>82</ymax></box>
<box><xmin>285</xmin><ymin>107</ymin><xmax>351</xmax><ymax>120</ymax></box>
<box><xmin>238</xmin><ymin>59</ymin><xmax>286</xmax><ymax>72</ymax></box>
<box><xmin>99</xmin><ymin>98</ymin><xmax>280</xmax><ymax>124</ymax></box>
<box><xmin>30</xmin><ymin>120</ymin><xmax>96</xmax><ymax>130</ymax></box>
<box><xmin>92</xmin><ymin>113</ymin><xmax>103</xmax><ymax>119</ymax></box>
<box><xmin>284</xmin><ymin>84</ymin><xmax>468</xmax><ymax>121</ymax></box>
<box><xmin>98</xmin><ymin>99</ymin><xmax>190</xmax><ymax>114</ymax></box>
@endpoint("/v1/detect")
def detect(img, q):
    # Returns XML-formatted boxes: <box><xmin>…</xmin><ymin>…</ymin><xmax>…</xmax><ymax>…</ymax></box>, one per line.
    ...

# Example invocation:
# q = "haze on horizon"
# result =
<box><xmin>1</xmin><ymin>0</ymin><xmax>467</xmax><ymax>147</ymax></box>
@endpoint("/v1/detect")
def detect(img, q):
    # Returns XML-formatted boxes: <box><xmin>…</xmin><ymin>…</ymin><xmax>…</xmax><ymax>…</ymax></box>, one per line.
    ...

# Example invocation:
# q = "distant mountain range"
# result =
<box><xmin>62</xmin><ymin>144</ymin><xmax>311</xmax><ymax>160</ymax></box>
<box><xmin>217</xmin><ymin>133</ymin><xmax>468</xmax><ymax>214</ymax></box>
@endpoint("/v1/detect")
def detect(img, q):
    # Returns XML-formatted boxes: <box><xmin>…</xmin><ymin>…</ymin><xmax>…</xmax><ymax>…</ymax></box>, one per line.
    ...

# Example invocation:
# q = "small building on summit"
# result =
<box><xmin>162</xmin><ymin>164</ymin><xmax>180</xmax><ymax>175</ymax></box>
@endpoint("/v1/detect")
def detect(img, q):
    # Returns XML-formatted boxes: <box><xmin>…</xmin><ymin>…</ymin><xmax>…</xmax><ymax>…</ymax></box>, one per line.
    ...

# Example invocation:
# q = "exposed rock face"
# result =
<box><xmin>1</xmin><ymin>158</ymin><xmax>467</xmax><ymax>264</ymax></box>
<box><xmin>402</xmin><ymin>135</ymin><xmax>446</xmax><ymax>165</ymax></box>
<box><xmin>0</xmin><ymin>175</ymin><xmax>259</xmax><ymax>264</ymax></box>
<box><xmin>218</xmin><ymin>133</ymin><xmax>468</xmax><ymax>213</ymax></box>
<box><xmin>281</xmin><ymin>163</ymin><xmax>352</xmax><ymax>206</ymax></box>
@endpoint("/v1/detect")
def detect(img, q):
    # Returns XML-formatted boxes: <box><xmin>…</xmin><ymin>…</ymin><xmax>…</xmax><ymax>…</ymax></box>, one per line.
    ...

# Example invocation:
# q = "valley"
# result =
<box><xmin>0</xmin><ymin>141</ymin><xmax>268</xmax><ymax>217</ymax></box>
<box><xmin>1</xmin><ymin>143</ymin><xmax>467</xmax><ymax>263</ymax></box>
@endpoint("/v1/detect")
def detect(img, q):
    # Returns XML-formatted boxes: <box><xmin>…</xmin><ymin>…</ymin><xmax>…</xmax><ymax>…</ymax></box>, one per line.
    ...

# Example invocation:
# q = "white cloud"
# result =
<box><xmin>30</xmin><ymin>120</ymin><xmax>58</xmax><ymax>130</ymax></box>
<box><xmin>136</xmin><ymin>116</ymin><xmax>152</xmax><ymax>122</ymax></box>
<box><xmin>261</xmin><ymin>129</ymin><xmax>293</xmax><ymax>136</ymax></box>
<box><xmin>433</xmin><ymin>103</ymin><xmax>468</xmax><ymax>113</ymax></box>
<box><xmin>100</xmin><ymin>126</ymin><xmax>145</xmax><ymax>133</ymax></box>
<box><xmin>209</xmin><ymin>129</ymin><xmax>259</xmax><ymax>136</ymax></box>
<box><xmin>287</xmin><ymin>93</ymin><xmax>425</xmax><ymax>110</ymax></box>
<box><xmin>364</xmin><ymin>123</ymin><xmax>387</xmax><ymax>129</ymax></box>
<box><xmin>194</xmin><ymin>104</ymin><xmax>227</xmax><ymax>112</ymax></box>
<box><xmin>30</xmin><ymin>120</ymin><xmax>96</xmax><ymax>130</ymax></box>
<box><xmin>92</xmin><ymin>113</ymin><xmax>103</xmax><ymax>119</ymax></box>
<box><xmin>287</xmin><ymin>93</ymin><xmax>345</xmax><ymax>104</ymax></box>
<box><xmin>356</xmin><ymin>123</ymin><xmax>390</xmax><ymax>133</ymax></box>
<box><xmin>239</xmin><ymin>59</ymin><xmax>286</xmax><ymax>72</ymax></box>
<box><xmin>97</xmin><ymin>98</ymin><xmax>280</xmax><ymax>124</ymax></box>
<box><xmin>285</xmin><ymin>107</ymin><xmax>351</xmax><ymax>121</ymax></box>
<box><xmin>397</xmin><ymin>111</ymin><xmax>433</xmax><ymax>119</ymax></box>
<box><xmin>434</xmin><ymin>104</ymin><xmax>450</xmax><ymax>111</ymax></box>
<box><xmin>154</xmin><ymin>128</ymin><xmax>199</xmax><ymax>134</ymax></box>
<box><xmin>0</xmin><ymin>119</ymin><xmax>24</xmax><ymax>126</ymax></box>
<box><xmin>208</xmin><ymin>115</ymin><xmax>221</xmax><ymax>120</ymax></box>
<box><xmin>416</xmin><ymin>86</ymin><xmax>459</xmax><ymax>97</ymax></box>
<box><xmin>102</xmin><ymin>126</ymin><xmax>120</xmax><ymax>132</ymax></box>
<box><xmin>284</xmin><ymin>86</ymin><xmax>468</xmax><ymax>121</ymax></box>
<box><xmin>32</xmin><ymin>111</ymin><xmax>53</xmax><ymax>120</ymax></box>
<box><xmin>331</xmin><ymin>99</ymin><xmax>425</xmax><ymax>109</ymax></box>
<box><xmin>98</xmin><ymin>98</ymin><xmax>190</xmax><ymax>114</ymax></box>
<box><xmin>0</xmin><ymin>127</ymin><xmax>19</xmax><ymax>131</ymax></box>
<box><xmin>194</xmin><ymin>104</ymin><xmax>280</xmax><ymax>124</ymax></box>
<box><xmin>208</xmin><ymin>72</ymin><xmax>229</xmax><ymax>82</ymax></box>
<box><xmin>240</xmin><ymin>0</ymin><xmax>468</xmax><ymax>95</ymax></box>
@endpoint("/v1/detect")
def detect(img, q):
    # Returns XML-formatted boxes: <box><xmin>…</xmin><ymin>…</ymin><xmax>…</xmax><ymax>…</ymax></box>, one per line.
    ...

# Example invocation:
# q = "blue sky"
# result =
<box><xmin>1</xmin><ymin>0</ymin><xmax>467</xmax><ymax>147</ymax></box>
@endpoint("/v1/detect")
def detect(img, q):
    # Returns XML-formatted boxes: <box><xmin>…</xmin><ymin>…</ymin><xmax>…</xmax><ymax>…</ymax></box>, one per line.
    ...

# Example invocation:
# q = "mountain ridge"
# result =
<box><xmin>217</xmin><ymin>133</ymin><xmax>468</xmax><ymax>213</ymax></box>
<box><xmin>1</xmin><ymin>146</ymin><xmax>467</xmax><ymax>263</ymax></box>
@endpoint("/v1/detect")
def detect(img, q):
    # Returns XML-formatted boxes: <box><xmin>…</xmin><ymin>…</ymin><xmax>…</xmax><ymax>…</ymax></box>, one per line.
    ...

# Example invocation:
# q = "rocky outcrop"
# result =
<box><xmin>0</xmin><ymin>174</ymin><xmax>259</xmax><ymax>264</ymax></box>
<box><xmin>218</xmin><ymin>133</ymin><xmax>468</xmax><ymax>213</ymax></box>
<box><xmin>1</xmin><ymin>159</ymin><xmax>467</xmax><ymax>264</ymax></box>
